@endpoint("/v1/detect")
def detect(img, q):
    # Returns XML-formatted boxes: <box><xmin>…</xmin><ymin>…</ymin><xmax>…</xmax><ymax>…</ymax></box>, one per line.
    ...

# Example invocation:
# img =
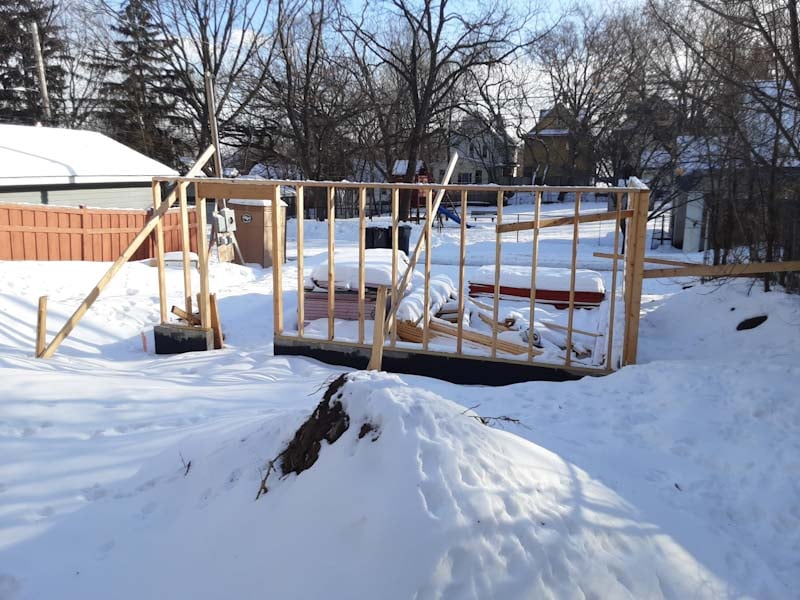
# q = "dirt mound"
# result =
<box><xmin>256</xmin><ymin>373</ymin><xmax>351</xmax><ymax>498</ymax></box>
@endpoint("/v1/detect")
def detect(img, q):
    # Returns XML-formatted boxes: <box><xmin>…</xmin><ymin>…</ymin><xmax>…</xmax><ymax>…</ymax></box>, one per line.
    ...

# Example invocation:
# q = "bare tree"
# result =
<box><xmin>146</xmin><ymin>0</ymin><xmax>275</xmax><ymax>160</ymax></box>
<box><xmin>341</xmin><ymin>0</ymin><xmax>535</xmax><ymax>219</ymax></box>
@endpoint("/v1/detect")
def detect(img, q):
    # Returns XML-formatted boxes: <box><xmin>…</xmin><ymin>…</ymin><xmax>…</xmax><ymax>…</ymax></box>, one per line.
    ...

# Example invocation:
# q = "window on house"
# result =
<box><xmin>474</xmin><ymin>170</ymin><xmax>483</xmax><ymax>184</ymax></box>
<box><xmin>482</xmin><ymin>145</ymin><xmax>488</xmax><ymax>158</ymax></box>
<box><xmin>469</xmin><ymin>144</ymin><xmax>476</xmax><ymax>157</ymax></box>
<box><xmin>457</xmin><ymin>172</ymin><xmax>473</xmax><ymax>184</ymax></box>
<box><xmin>439</xmin><ymin>169</ymin><xmax>445</xmax><ymax>182</ymax></box>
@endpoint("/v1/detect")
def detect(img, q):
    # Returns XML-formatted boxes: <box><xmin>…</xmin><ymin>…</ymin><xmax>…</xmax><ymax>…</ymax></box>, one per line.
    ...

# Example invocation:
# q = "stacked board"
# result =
<box><xmin>469</xmin><ymin>265</ymin><xmax>606</xmax><ymax>309</ymax></box>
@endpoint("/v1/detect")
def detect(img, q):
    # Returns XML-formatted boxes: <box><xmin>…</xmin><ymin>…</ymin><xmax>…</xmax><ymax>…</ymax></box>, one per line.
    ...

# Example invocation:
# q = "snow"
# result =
<box><xmin>0</xmin><ymin>197</ymin><xmax>798</xmax><ymax>599</ymax></box>
<box><xmin>470</xmin><ymin>264</ymin><xmax>606</xmax><ymax>294</ymax></box>
<box><xmin>227</xmin><ymin>198</ymin><xmax>287</xmax><ymax>207</ymax></box>
<box><xmin>0</xmin><ymin>125</ymin><xmax>177</xmax><ymax>187</ymax></box>
<box><xmin>309</xmin><ymin>248</ymin><xmax>419</xmax><ymax>290</ymax></box>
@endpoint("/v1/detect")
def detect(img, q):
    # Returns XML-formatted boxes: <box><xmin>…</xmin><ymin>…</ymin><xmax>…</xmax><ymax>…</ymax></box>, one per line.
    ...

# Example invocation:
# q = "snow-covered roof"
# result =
<box><xmin>0</xmin><ymin>124</ymin><xmax>177</xmax><ymax>187</ymax></box>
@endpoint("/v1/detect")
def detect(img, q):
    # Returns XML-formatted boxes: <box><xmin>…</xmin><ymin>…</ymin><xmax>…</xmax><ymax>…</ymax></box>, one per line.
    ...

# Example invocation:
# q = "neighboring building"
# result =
<box><xmin>426</xmin><ymin>118</ymin><xmax>519</xmax><ymax>205</ymax></box>
<box><xmin>521</xmin><ymin>105</ymin><xmax>594</xmax><ymax>186</ymax></box>
<box><xmin>0</xmin><ymin>124</ymin><xmax>177</xmax><ymax>209</ymax></box>
<box><xmin>430</xmin><ymin>118</ymin><xmax>520</xmax><ymax>187</ymax></box>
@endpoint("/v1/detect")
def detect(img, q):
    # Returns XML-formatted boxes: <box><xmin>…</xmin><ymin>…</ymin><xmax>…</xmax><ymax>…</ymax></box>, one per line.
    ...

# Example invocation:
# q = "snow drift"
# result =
<box><xmin>4</xmin><ymin>372</ymin><xmax>734</xmax><ymax>599</ymax></box>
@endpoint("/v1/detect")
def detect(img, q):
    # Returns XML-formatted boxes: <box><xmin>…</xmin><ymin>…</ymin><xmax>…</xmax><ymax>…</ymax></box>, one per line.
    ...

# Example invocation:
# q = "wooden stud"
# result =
<box><xmin>390</xmin><ymin>188</ymin><xmax>399</xmax><ymax>346</ymax></box>
<box><xmin>171</xmin><ymin>305</ymin><xmax>200</xmax><ymax>326</ymax></box>
<box><xmin>178</xmin><ymin>183</ymin><xmax>193</xmax><ymax>315</ymax></box>
<box><xmin>209</xmin><ymin>293</ymin><xmax>223</xmax><ymax>349</ymax></box>
<box><xmin>357</xmin><ymin>186</ymin><xmax>366</xmax><ymax>344</ymax></box>
<box><xmin>423</xmin><ymin>189</ymin><xmax>433</xmax><ymax>350</ymax></box>
<box><xmin>35</xmin><ymin>295</ymin><xmax>47</xmax><ymax>357</ymax></box>
<box><xmin>496</xmin><ymin>209</ymin><xmax>634</xmax><ymax>234</ymax></box>
<box><xmin>152</xmin><ymin>181</ymin><xmax>167</xmax><ymax>323</ymax></box>
<box><xmin>641</xmin><ymin>259</ymin><xmax>800</xmax><ymax>279</ymax></box>
<box><xmin>271</xmin><ymin>184</ymin><xmax>284</xmax><ymax>336</ymax></box>
<box><xmin>456</xmin><ymin>190</ymin><xmax>467</xmax><ymax>353</ymax></box>
<box><xmin>196</xmin><ymin>195</ymin><xmax>211</xmax><ymax>328</ymax></box>
<box><xmin>327</xmin><ymin>186</ymin><xmax>336</xmax><ymax>340</ymax></box>
<box><xmin>605</xmin><ymin>192</ymin><xmax>623</xmax><ymax>370</ymax></box>
<box><xmin>38</xmin><ymin>145</ymin><xmax>215</xmax><ymax>359</ymax></box>
<box><xmin>565</xmin><ymin>192</ymin><xmax>581</xmax><ymax>367</ymax></box>
<box><xmin>622</xmin><ymin>190</ymin><xmax>649</xmax><ymax>365</ymax></box>
<box><xmin>296</xmin><ymin>185</ymin><xmax>305</xmax><ymax>337</ymax></box>
<box><xmin>593</xmin><ymin>252</ymin><xmax>699</xmax><ymax>268</ymax></box>
<box><xmin>527</xmin><ymin>190</ymin><xmax>542</xmax><ymax>361</ymax></box>
<box><xmin>159</xmin><ymin>176</ymin><xmax>633</xmax><ymax>196</ymax></box>
<box><xmin>367</xmin><ymin>286</ymin><xmax>388</xmax><ymax>370</ymax></box>
<box><xmin>384</xmin><ymin>153</ymin><xmax>459</xmax><ymax>335</ymax></box>
<box><xmin>429</xmin><ymin>318</ymin><xmax>541</xmax><ymax>356</ymax></box>
<box><xmin>491</xmin><ymin>190</ymin><xmax>503</xmax><ymax>359</ymax></box>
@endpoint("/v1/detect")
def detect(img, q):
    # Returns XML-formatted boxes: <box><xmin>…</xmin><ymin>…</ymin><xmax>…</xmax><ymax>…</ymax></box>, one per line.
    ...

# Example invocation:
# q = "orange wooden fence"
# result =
<box><xmin>0</xmin><ymin>203</ymin><xmax>198</xmax><ymax>261</ymax></box>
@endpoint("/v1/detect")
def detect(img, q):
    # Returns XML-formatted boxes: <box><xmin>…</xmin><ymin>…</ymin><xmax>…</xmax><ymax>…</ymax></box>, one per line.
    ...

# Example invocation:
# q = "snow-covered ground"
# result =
<box><xmin>0</xmin><ymin>200</ymin><xmax>798</xmax><ymax>599</ymax></box>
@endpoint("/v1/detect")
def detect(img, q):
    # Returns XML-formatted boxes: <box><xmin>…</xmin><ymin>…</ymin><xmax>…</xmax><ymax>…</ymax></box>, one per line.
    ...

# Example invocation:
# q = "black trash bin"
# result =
<box><xmin>366</xmin><ymin>225</ymin><xmax>410</xmax><ymax>255</ymax></box>
<box><xmin>397</xmin><ymin>225</ymin><xmax>411</xmax><ymax>255</ymax></box>
<box><xmin>364</xmin><ymin>227</ymin><xmax>392</xmax><ymax>250</ymax></box>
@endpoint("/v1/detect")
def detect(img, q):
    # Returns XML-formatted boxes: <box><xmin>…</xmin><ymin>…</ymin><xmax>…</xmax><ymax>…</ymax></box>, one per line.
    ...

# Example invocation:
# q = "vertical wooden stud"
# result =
<box><xmin>209</xmin><ymin>292</ymin><xmax>223</xmax><ymax>349</ymax></box>
<box><xmin>152</xmin><ymin>182</ymin><xmax>167</xmax><ymax>323</ymax></box>
<box><xmin>327</xmin><ymin>186</ymin><xmax>335</xmax><ymax>341</ymax></box>
<box><xmin>36</xmin><ymin>295</ymin><xmax>47</xmax><ymax>357</ymax></box>
<box><xmin>271</xmin><ymin>184</ymin><xmax>284</xmax><ymax>336</ymax></box>
<box><xmin>456</xmin><ymin>190</ymin><xmax>467</xmax><ymax>354</ymax></box>
<box><xmin>423</xmin><ymin>188</ymin><xmax>433</xmax><ymax>350</ymax></box>
<box><xmin>178</xmin><ymin>183</ymin><xmax>192</xmax><ymax>315</ymax></box>
<box><xmin>367</xmin><ymin>286</ymin><xmax>388</xmax><ymax>370</ymax></box>
<box><xmin>606</xmin><ymin>191</ymin><xmax>623</xmax><ymax>370</ymax></box>
<box><xmin>622</xmin><ymin>190</ymin><xmax>649</xmax><ymax>365</ymax></box>
<box><xmin>565</xmin><ymin>192</ymin><xmax>581</xmax><ymax>367</ymax></box>
<box><xmin>390</xmin><ymin>188</ymin><xmax>399</xmax><ymax>346</ymax></box>
<box><xmin>491</xmin><ymin>190</ymin><xmax>503</xmax><ymax>358</ymax></box>
<box><xmin>196</xmin><ymin>195</ymin><xmax>211</xmax><ymax>328</ymax></box>
<box><xmin>358</xmin><ymin>186</ymin><xmax>366</xmax><ymax>344</ymax></box>
<box><xmin>527</xmin><ymin>190</ymin><xmax>542</xmax><ymax>361</ymax></box>
<box><xmin>296</xmin><ymin>185</ymin><xmax>305</xmax><ymax>337</ymax></box>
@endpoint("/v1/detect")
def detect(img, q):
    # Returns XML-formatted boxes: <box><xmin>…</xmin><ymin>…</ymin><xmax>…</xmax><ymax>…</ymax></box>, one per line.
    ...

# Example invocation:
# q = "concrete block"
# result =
<box><xmin>154</xmin><ymin>324</ymin><xmax>214</xmax><ymax>355</ymax></box>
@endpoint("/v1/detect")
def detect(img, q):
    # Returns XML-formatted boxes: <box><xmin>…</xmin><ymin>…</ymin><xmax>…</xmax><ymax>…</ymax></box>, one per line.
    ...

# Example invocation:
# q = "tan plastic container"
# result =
<box><xmin>228</xmin><ymin>198</ymin><xmax>287</xmax><ymax>267</ymax></box>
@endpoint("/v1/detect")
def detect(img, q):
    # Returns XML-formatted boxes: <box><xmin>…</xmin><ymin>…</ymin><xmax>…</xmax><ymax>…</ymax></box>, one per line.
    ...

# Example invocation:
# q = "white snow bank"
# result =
<box><xmin>0</xmin><ymin>372</ymin><xmax>735</xmax><ymax>599</ymax></box>
<box><xmin>471</xmin><ymin>264</ymin><xmax>605</xmax><ymax>293</ymax></box>
<box><xmin>396</xmin><ymin>275</ymin><xmax>456</xmax><ymax>322</ymax></box>
<box><xmin>310</xmin><ymin>248</ymin><xmax>422</xmax><ymax>290</ymax></box>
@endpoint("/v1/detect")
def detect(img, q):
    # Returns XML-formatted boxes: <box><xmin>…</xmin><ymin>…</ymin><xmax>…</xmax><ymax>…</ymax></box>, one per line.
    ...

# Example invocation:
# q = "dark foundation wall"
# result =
<box><xmin>274</xmin><ymin>337</ymin><xmax>589</xmax><ymax>385</ymax></box>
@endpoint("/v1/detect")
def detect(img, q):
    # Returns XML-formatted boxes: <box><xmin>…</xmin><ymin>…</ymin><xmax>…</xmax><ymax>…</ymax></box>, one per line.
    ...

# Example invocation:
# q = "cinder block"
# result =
<box><xmin>154</xmin><ymin>324</ymin><xmax>214</xmax><ymax>355</ymax></box>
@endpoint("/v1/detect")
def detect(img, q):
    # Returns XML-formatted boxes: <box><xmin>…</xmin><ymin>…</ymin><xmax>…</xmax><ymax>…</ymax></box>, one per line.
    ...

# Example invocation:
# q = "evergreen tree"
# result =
<box><xmin>93</xmin><ymin>0</ymin><xmax>189</xmax><ymax>167</ymax></box>
<box><xmin>0</xmin><ymin>0</ymin><xmax>66</xmax><ymax>124</ymax></box>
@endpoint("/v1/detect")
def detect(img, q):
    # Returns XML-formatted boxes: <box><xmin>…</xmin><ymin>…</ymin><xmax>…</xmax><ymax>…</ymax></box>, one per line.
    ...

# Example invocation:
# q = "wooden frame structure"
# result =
<box><xmin>32</xmin><ymin>156</ymin><xmax>800</xmax><ymax>371</ymax></box>
<box><xmin>143</xmin><ymin>170</ymin><xmax>651</xmax><ymax>379</ymax></box>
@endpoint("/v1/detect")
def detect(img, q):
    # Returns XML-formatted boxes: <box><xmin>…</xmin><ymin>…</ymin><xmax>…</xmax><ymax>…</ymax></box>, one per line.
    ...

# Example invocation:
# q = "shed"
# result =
<box><xmin>0</xmin><ymin>124</ymin><xmax>178</xmax><ymax>209</ymax></box>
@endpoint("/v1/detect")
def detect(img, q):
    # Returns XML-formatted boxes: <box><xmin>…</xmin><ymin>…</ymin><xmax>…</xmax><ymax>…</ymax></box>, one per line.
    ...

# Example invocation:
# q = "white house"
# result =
<box><xmin>0</xmin><ymin>124</ymin><xmax>178</xmax><ymax>209</ymax></box>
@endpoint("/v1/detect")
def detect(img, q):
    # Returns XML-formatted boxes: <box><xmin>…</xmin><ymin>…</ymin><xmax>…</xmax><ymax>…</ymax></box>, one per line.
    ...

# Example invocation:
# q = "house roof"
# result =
<box><xmin>0</xmin><ymin>124</ymin><xmax>178</xmax><ymax>188</ymax></box>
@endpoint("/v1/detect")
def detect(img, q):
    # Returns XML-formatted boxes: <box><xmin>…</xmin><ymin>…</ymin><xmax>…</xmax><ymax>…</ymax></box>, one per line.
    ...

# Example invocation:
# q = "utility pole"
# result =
<box><xmin>30</xmin><ymin>21</ymin><xmax>52</xmax><ymax>122</ymax></box>
<box><xmin>203</xmin><ymin>71</ymin><xmax>224</xmax><ymax>177</ymax></box>
<box><xmin>204</xmin><ymin>70</ymin><xmax>244</xmax><ymax>264</ymax></box>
